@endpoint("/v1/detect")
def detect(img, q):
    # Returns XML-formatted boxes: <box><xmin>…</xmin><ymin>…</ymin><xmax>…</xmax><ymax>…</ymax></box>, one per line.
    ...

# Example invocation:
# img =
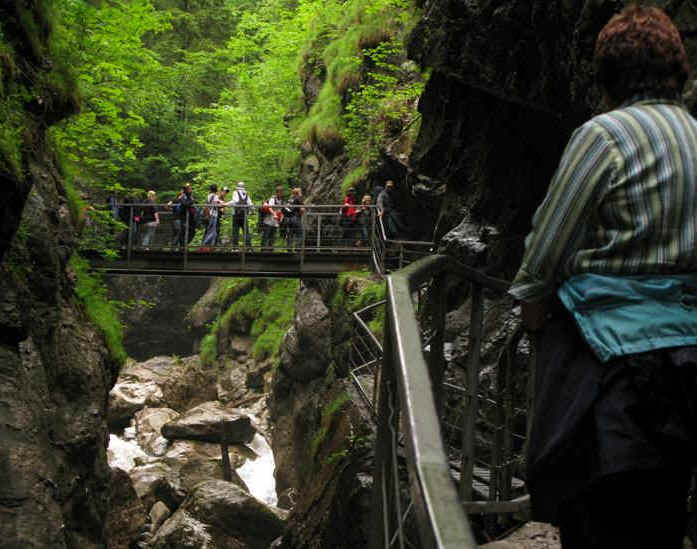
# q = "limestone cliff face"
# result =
<box><xmin>0</xmin><ymin>158</ymin><xmax>119</xmax><ymax>548</ymax></box>
<box><xmin>268</xmin><ymin>280</ymin><xmax>373</xmax><ymax>549</ymax></box>
<box><xmin>407</xmin><ymin>0</ymin><xmax>697</xmax><ymax>275</ymax></box>
<box><xmin>0</xmin><ymin>2</ymin><xmax>79</xmax><ymax>261</ymax></box>
<box><xmin>0</xmin><ymin>4</ymin><xmax>116</xmax><ymax>547</ymax></box>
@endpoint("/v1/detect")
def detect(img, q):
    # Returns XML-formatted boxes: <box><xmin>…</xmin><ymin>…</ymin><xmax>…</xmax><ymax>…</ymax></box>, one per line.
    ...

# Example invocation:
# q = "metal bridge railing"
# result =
<box><xmin>91</xmin><ymin>202</ymin><xmax>381</xmax><ymax>269</ymax></box>
<box><xmin>88</xmin><ymin>201</ymin><xmax>434</xmax><ymax>274</ymax></box>
<box><xmin>373</xmin><ymin>215</ymin><xmax>434</xmax><ymax>274</ymax></box>
<box><xmin>367</xmin><ymin>254</ymin><xmax>530</xmax><ymax>548</ymax></box>
<box><xmin>348</xmin><ymin>300</ymin><xmax>386</xmax><ymax>418</ymax></box>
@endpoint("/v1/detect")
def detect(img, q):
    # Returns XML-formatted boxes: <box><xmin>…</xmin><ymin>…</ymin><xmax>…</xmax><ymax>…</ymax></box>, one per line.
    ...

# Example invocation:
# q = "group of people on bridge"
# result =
<box><xmin>118</xmin><ymin>178</ymin><xmax>405</xmax><ymax>252</ymax></box>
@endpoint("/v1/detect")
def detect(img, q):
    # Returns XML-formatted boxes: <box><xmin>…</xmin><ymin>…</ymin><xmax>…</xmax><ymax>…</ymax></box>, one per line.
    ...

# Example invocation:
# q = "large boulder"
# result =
<box><xmin>105</xmin><ymin>468</ymin><xmax>147</xmax><ymax>549</ymax></box>
<box><xmin>108</xmin><ymin>355</ymin><xmax>217</xmax><ymax>428</ymax></box>
<box><xmin>161</xmin><ymin>401</ymin><xmax>256</xmax><ymax>444</ymax></box>
<box><xmin>278</xmin><ymin>286</ymin><xmax>332</xmax><ymax>381</ymax></box>
<box><xmin>135</xmin><ymin>407</ymin><xmax>180</xmax><ymax>456</ymax></box>
<box><xmin>130</xmin><ymin>461</ymin><xmax>187</xmax><ymax>512</ymax></box>
<box><xmin>149</xmin><ymin>501</ymin><xmax>172</xmax><ymax>534</ymax></box>
<box><xmin>150</xmin><ymin>480</ymin><xmax>286</xmax><ymax>549</ymax></box>
<box><xmin>129</xmin><ymin>439</ymin><xmax>250</xmax><ymax>512</ymax></box>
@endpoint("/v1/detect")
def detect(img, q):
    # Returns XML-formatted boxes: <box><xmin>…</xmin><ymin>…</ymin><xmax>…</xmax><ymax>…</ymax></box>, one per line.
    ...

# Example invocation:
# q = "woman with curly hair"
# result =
<box><xmin>511</xmin><ymin>6</ymin><xmax>697</xmax><ymax>547</ymax></box>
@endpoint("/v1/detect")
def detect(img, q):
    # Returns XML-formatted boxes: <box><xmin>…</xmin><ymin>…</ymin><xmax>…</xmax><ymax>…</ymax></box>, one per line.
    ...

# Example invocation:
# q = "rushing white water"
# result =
<box><xmin>236</xmin><ymin>433</ymin><xmax>278</xmax><ymax>506</ymax></box>
<box><xmin>108</xmin><ymin>433</ymin><xmax>148</xmax><ymax>472</ymax></box>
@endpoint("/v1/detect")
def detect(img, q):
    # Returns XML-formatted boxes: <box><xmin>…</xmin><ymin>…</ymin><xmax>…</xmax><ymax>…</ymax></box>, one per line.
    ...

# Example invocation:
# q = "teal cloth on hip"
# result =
<box><xmin>557</xmin><ymin>274</ymin><xmax>697</xmax><ymax>362</ymax></box>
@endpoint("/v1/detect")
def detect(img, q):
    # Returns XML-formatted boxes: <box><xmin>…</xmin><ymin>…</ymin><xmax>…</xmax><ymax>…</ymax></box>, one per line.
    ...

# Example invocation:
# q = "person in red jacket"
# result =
<box><xmin>340</xmin><ymin>187</ymin><xmax>358</xmax><ymax>247</ymax></box>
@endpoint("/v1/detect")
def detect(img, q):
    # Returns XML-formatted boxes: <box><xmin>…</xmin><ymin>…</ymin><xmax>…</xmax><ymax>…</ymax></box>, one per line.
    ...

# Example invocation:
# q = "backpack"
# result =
<box><xmin>202</xmin><ymin>194</ymin><xmax>216</xmax><ymax>221</ymax></box>
<box><xmin>233</xmin><ymin>191</ymin><xmax>248</xmax><ymax>219</ymax></box>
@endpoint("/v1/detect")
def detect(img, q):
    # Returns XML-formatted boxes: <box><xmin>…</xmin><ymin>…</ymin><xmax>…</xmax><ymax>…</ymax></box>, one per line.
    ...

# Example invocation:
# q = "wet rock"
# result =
<box><xmin>227</xmin><ymin>336</ymin><xmax>253</xmax><ymax>360</ymax></box>
<box><xmin>129</xmin><ymin>436</ymin><xmax>252</xmax><ymax>512</ymax></box>
<box><xmin>217</xmin><ymin>361</ymin><xmax>248</xmax><ymax>404</ymax></box>
<box><xmin>135</xmin><ymin>407</ymin><xmax>180</xmax><ymax>456</ymax></box>
<box><xmin>150</xmin><ymin>480</ymin><xmax>286</xmax><ymax>549</ymax></box>
<box><xmin>246</xmin><ymin>365</ymin><xmax>270</xmax><ymax>390</ymax></box>
<box><xmin>480</xmin><ymin>522</ymin><xmax>560</xmax><ymax>549</ymax></box>
<box><xmin>149</xmin><ymin>501</ymin><xmax>172</xmax><ymax>534</ymax></box>
<box><xmin>109</xmin><ymin>379</ymin><xmax>164</xmax><ymax>428</ymax></box>
<box><xmin>164</xmin><ymin>439</ymin><xmax>250</xmax><ymax>495</ymax></box>
<box><xmin>105</xmin><ymin>468</ymin><xmax>147</xmax><ymax>549</ymax></box>
<box><xmin>161</xmin><ymin>401</ymin><xmax>256</xmax><ymax>444</ymax></box>
<box><xmin>279</xmin><ymin>286</ymin><xmax>331</xmax><ymax>381</ymax></box>
<box><xmin>108</xmin><ymin>355</ymin><xmax>217</xmax><ymax>427</ymax></box>
<box><xmin>149</xmin><ymin>512</ymin><xmax>215</xmax><ymax>548</ymax></box>
<box><xmin>130</xmin><ymin>461</ymin><xmax>187</xmax><ymax>512</ymax></box>
<box><xmin>439</xmin><ymin>212</ymin><xmax>497</xmax><ymax>269</ymax></box>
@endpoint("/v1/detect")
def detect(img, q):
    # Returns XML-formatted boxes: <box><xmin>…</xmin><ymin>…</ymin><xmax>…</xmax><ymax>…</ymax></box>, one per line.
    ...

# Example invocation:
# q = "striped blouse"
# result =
<box><xmin>510</xmin><ymin>98</ymin><xmax>697</xmax><ymax>302</ymax></box>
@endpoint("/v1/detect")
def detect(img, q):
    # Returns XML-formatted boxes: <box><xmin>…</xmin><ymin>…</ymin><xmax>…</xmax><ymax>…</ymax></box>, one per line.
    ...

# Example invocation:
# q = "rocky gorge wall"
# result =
<box><xmin>108</xmin><ymin>276</ymin><xmax>211</xmax><ymax>361</ymax></box>
<box><xmin>0</xmin><ymin>4</ymin><xmax>118</xmax><ymax>547</ymax></box>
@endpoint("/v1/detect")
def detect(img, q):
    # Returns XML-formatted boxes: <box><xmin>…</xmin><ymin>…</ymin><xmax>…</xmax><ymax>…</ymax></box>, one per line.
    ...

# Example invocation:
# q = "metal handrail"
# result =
<box><xmin>373</xmin><ymin>215</ymin><xmax>435</xmax><ymax>274</ymax></box>
<box><xmin>98</xmin><ymin>203</ymin><xmax>380</xmax><ymax>271</ymax></box>
<box><xmin>371</xmin><ymin>254</ymin><xmax>515</xmax><ymax>548</ymax></box>
<box><xmin>372</xmin><ymin>256</ymin><xmax>472</xmax><ymax>548</ymax></box>
<box><xmin>349</xmin><ymin>300</ymin><xmax>386</xmax><ymax>416</ymax></box>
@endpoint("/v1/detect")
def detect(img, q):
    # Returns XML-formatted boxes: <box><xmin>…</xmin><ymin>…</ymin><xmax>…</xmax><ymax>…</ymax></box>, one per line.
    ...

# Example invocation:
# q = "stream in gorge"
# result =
<box><xmin>103</xmin><ymin>275</ymin><xmax>286</xmax><ymax>547</ymax></box>
<box><xmin>108</xmin><ymin>424</ymin><xmax>278</xmax><ymax>506</ymax></box>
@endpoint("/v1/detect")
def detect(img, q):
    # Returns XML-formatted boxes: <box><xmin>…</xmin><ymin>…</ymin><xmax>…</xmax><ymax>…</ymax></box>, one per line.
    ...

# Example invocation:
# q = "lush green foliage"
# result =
<box><xmin>51</xmin><ymin>0</ymin><xmax>170</xmax><ymax>192</ymax></box>
<box><xmin>45</xmin><ymin>0</ymin><xmax>422</xmax><ymax>234</ymax></box>
<box><xmin>310</xmin><ymin>390</ymin><xmax>350</xmax><ymax>461</ymax></box>
<box><xmin>200</xmin><ymin>278</ymin><xmax>299</xmax><ymax>367</ymax></box>
<box><xmin>70</xmin><ymin>254</ymin><xmax>127</xmax><ymax>365</ymax></box>
<box><xmin>193</xmin><ymin>0</ymin><xmax>423</xmax><ymax>200</ymax></box>
<box><xmin>335</xmin><ymin>270</ymin><xmax>386</xmax><ymax>339</ymax></box>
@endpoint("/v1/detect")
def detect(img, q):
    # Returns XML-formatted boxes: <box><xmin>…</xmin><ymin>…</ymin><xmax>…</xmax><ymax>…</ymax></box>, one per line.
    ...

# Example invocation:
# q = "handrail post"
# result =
<box><xmin>461</xmin><ymin>283</ymin><xmax>483</xmax><ymax>501</ymax></box>
<box><xmin>526</xmin><ymin>333</ymin><xmax>539</xmax><ymax>450</ymax></box>
<box><xmin>316</xmin><ymin>214</ymin><xmax>321</xmax><ymax>252</ymax></box>
<box><xmin>429</xmin><ymin>273</ymin><xmax>447</xmax><ymax>416</ymax></box>
<box><xmin>184</xmin><ymin>209</ymin><xmax>189</xmax><ymax>267</ymax></box>
<box><xmin>300</xmin><ymin>212</ymin><xmax>306</xmax><ymax>271</ymax></box>
<box><xmin>370</xmin><ymin>208</ymin><xmax>376</xmax><ymax>270</ymax></box>
<box><xmin>370</xmin><ymin>306</ymin><xmax>399</xmax><ymax>549</ymax></box>
<box><xmin>501</xmin><ymin>341</ymin><xmax>515</xmax><ymax>503</ymax></box>
<box><xmin>241</xmin><ymin>207</ymin><xmax>247</xmax><ymax>268</ymax></box>
<box><xmin>127</xmin><ymin>205</ymin><xmax>134</xmax><ymax>266</ymax></box>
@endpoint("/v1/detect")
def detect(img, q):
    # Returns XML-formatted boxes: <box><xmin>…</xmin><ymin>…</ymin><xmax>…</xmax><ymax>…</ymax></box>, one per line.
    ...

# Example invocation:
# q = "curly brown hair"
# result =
<box><xmin>595</xmin><ymin>5</ymin><xmax>689</xmax><ymax>103</ymax></box>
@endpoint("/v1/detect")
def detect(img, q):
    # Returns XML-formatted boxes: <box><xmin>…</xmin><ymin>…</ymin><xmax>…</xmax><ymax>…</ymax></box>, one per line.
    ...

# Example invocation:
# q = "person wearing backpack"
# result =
<box><xmin>201</xmin><ymin>184</ymin><xmax>220</xmax><ymax>248</ymax></box>
<box><xmin>215</xmin><ymin>186</ymin><xmax>230</xmax><ymax>245</ymax></box>
<box><xmin>230</xmin><ymin>181</ymin><xmax>253</xmax><ymax>249</ymax></box>
<box><xmin>284</xmin><ymin>187</ymin><xmax>305</xmax><ymax>251</ymax></box>
<box><xmin>170</xmin><ymin>183</ymin><xmax>196</xmax><ymax>248</ymax></box>
<box><xmin>261</xmin><ymin>185</ymin><xmax>284</xmax><ymax>250</ymax></box>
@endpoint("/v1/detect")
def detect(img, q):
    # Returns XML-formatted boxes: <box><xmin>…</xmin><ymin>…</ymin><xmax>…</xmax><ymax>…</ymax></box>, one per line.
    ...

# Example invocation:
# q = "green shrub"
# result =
<box><xmin>199</xmin><ymin>331</ymin><xmax>218</xmax><ymax>368</ymax></box>
<box><xmin>342</xmin><ymin>164</ymin><xmax>368</xmax><ymax>194</ymax></box>
<box><xmin>310</xmin><ymin>391</ymin><xmax>351</xmax><ymax>460</ymax></box>
<box><xmin>70</xmin><ymin>253</ymin><xmax>126</xmax><ymax>365</ymax></box>
<box><xmin>200</xmin><ymin>278</ymin><xmax>299</xmax><ymax>365</ymax></box>
<box><xmin>335</xmin><ymin>270</ymin><xmax>386</xmax><ymax>339</ymax></box>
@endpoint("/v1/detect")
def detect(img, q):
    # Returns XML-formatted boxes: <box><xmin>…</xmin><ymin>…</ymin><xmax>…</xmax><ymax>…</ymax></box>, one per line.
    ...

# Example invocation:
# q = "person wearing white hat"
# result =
<box><xmin>230</xmin><ymin>181</ymin><xmax>253</xmax><ymax>249</ymax></box>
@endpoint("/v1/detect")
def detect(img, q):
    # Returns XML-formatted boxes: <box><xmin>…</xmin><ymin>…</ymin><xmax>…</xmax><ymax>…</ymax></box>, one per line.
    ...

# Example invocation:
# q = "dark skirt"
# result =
<box><xmin>529</xmin><ymin>310</ymin><xmax>697</xmax><ymax>524</ymax></box>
